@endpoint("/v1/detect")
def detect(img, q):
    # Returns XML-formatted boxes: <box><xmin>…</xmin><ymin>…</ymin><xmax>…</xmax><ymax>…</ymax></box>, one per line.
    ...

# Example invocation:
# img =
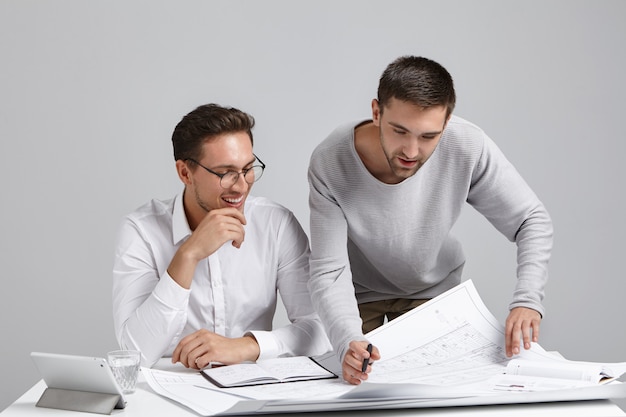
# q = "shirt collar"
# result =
<box><xmin>172</xmin><ymin>191</ymin><xmax>192</xmax><ymax>245</ymax></box>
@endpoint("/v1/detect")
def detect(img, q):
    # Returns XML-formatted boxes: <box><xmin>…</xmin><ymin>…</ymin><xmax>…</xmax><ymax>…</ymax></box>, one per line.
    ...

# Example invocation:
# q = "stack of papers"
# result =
<box><xmin>143</xmin><ymin>280</ymin><xmax>626</xmax><ymax>416</ymax></box>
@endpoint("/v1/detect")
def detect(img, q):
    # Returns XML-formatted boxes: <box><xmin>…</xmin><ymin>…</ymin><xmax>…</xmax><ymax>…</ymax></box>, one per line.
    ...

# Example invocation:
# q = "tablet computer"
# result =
<box><xmin>31</xmin><ymin>351</ymin><xmax>127</xmax><ymax>410</ymax></box>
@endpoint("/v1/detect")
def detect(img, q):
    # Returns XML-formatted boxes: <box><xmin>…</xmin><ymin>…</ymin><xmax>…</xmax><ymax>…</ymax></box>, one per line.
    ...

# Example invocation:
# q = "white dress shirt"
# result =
<box><xmin>112</xmin><ymin>192</ymin><xmax>331</xmax><ymax>367</ymax></box>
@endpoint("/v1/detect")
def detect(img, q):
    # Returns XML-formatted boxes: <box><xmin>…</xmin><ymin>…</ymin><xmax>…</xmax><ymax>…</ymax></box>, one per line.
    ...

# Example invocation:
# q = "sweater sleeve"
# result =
<box><xmin>467</xmin><ymin>135</ymin><xmax>553</xmax><ymax>316</ymax></box>
<box><xmin>307</xmin><ymin>149</ymin><xmax>367</xmax><ymax>362</ymax></box>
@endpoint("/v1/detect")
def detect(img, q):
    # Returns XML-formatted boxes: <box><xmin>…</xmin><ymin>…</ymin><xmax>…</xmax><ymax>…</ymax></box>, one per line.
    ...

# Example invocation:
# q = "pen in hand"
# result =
<box><xmin>361</xmin><ymin>343</ymin><xmax>373</xmax><ymax>373</ymax></box>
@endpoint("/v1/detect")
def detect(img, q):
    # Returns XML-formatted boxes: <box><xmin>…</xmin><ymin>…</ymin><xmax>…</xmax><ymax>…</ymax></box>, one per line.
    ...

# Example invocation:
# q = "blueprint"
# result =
<box><xmin>142</xmin><ymin>280</ymin><xmax>626</xmax><ymax>416</ymax></box>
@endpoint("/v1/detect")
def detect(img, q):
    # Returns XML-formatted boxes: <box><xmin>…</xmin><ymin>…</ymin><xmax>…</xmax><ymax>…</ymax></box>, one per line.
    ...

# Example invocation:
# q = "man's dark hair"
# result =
<box><xmin>172</xmin><ymin>103</ymin><xmax>255</xmax><ymax>162</ymax></box>
<box><xmin>377</xmin><ymin>56</ymin><xmax>456</xmax><ymax>118</ymax></box>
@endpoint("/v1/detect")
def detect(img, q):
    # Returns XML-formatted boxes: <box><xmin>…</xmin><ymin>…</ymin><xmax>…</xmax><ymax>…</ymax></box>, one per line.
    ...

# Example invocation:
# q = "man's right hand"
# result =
<box><xmin>168</xmin><ymin>208</ymin><xmax>246</xmax><ymax>289</ymax></box>
<box><xmin>342</xmin><ymin>340</ymin><xmax>380</xmax><ymax>385</ymax></box>
<box><xmin>185</xmin><ymin>207</ymin><xmax>246</xmax><ymax>256</ymax></box>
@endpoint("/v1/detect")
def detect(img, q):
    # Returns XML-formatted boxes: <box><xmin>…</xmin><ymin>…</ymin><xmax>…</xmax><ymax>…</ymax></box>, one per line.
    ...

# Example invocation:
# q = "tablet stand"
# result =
<box><xmin>36</xmin><ymin>387</ymin><xmax>121</xmax><ymax>415</ymax></box>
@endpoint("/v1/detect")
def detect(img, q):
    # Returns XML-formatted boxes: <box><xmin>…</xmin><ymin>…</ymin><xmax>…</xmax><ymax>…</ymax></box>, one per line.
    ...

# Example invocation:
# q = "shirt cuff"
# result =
<box><xmin>246</xmin><ymin>330</ymin><xmax>280</xmax><ymax>360</ymax></box>
<box><xmin>153</xmin><ymin>270</ymin><xmax>190</xmax><ymax>310</ymax></box>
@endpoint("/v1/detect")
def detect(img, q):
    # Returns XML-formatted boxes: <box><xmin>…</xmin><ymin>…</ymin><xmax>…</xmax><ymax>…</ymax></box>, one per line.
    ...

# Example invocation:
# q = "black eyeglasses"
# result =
<box><xmin>186</xmin><ymin>154</ymin><xmax>266</xmax><ymax>188</ymax></box>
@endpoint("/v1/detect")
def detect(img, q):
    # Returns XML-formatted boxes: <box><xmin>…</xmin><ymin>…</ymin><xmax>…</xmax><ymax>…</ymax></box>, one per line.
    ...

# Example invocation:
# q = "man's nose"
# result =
<box><xmin>402</xmin><ymin>137</ymin><xmax>420</xmax><ymax>159</ymax></box>
<box><xmin>230</xmin><ymin>172</ymin><xmax>249</xmax><ymax>192</ymax></box>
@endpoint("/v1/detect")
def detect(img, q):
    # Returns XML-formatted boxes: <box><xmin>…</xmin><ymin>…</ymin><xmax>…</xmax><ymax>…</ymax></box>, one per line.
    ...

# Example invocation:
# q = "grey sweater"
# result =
<box><xmin>307</xmin><ymin>116</ymin><xmax>553</xmax><ymax>361</ymax></box>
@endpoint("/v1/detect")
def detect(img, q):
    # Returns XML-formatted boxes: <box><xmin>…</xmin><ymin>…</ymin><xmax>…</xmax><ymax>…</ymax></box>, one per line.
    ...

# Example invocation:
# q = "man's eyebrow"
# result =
<box><xmin>388</xmin><ymin>121</ymin><xmax>443</xmax><ymax>136</ymax></box>
<box><xmin>212</xmin><ymin>157</ymin><xmax>257</xmax><ymax>170</ymax></box>
<box><xmin>388</xmin><ymin>121</ymin><xmax>409</xmax><ymax>131</ymax></box>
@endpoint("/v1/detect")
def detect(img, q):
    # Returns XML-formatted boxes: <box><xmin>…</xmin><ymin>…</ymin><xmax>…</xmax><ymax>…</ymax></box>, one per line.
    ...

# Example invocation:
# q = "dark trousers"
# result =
<box><xmin>359</xmin><ymin>298</ymin><xmax>429</xmax><ymax>334</ymax></box>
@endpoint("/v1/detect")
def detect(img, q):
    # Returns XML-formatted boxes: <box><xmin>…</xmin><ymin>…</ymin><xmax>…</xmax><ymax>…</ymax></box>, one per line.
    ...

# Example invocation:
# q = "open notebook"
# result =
<box><xmin>201</xmin><ymin>356</ymin><xmax>337</xmax><ymax>388</ymax></box>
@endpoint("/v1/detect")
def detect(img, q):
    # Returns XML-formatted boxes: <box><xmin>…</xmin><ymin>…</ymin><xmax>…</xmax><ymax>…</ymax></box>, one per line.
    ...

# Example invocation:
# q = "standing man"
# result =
<box><xmin>113</xmin><ymin>103</ymin><xmax>330</xmax><ymax>368</ymax></box>
<box><xmin>307</xmin><ymin>56</ymin><xmax>553</xmax><ymax>384</ymax></box>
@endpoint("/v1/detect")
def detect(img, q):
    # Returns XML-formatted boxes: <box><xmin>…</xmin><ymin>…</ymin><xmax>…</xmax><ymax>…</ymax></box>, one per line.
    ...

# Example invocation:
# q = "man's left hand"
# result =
<box><xmin>505</xmin><ymin>307</ymin><xmax>541</xmax><ymax>357</ymax></box>
<box><xmin>171</xmin><ymin>329</ymin><xmax>260</xmax><ymax>369</ymax></box>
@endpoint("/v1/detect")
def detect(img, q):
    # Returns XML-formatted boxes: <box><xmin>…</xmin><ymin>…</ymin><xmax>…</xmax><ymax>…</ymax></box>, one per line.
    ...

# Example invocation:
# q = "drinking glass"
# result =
<box><xmin>107</xmin><ymin>350</ymin><xmax>141</xmax><ymax>394</ymax></box>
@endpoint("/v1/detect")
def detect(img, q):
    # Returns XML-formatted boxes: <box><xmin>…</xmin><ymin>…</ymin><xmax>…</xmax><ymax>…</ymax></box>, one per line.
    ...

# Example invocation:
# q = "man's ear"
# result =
<box><xmin>443</xmin><ymin>113</ymin><xmax>452</xmax><ymax>131</ymax></box>
<box><xmin>371</xmin><ymin>99</ymin><xmax>381</xmax><ymax>126</ymax></box>
<box><xmin>175</xmin><ymin>159</ymin><xmax>192</xmax><ymax>185</ymax></box>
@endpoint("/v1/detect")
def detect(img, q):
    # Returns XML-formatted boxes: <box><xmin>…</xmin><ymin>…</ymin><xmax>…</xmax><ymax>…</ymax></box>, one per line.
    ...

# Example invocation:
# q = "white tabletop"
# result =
<box><xmin>1</xmin><ymin>378</ymin><xmax>625</xmax><ymax>417</ymax></box>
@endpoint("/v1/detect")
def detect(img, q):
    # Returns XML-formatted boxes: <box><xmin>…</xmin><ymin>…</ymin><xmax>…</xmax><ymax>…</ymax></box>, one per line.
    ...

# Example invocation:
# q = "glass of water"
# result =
<box><xmin>107</xmin><ymin>350</ymin><xmax>141</xmax><ymax>394</ymax></box>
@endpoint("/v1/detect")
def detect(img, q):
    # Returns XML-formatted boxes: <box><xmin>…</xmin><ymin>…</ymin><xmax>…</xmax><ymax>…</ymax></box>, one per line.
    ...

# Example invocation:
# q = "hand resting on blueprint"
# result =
<box><xmin>505</xmin><ymin>307</ymin><xmax>541</xmax><ymax>357</ymax></box>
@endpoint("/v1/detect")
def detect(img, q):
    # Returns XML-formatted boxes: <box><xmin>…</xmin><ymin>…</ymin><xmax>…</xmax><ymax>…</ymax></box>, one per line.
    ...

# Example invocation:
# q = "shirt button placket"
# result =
<box><xmin>208</xmin><ymin>254</ymin><xmax>226</xmax><ymax>335</ymax></box>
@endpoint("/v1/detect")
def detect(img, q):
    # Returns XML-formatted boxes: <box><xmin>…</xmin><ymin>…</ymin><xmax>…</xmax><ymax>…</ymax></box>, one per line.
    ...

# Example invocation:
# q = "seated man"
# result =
<box><xmin>112</xmin><ymin>103</ymin><xmax>331</xmax><ymax>368</ymax></box>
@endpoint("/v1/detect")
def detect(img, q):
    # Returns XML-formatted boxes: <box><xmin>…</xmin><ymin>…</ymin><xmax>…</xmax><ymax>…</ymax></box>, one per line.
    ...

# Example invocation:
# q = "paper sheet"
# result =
<box><xmin>142</xmin><ymin>280</ymin><xmax>626</xmax><ymax>416</ymax></box>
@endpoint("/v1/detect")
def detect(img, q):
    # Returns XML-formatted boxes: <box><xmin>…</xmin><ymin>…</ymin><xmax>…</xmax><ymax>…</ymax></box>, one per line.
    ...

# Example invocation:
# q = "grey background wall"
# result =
<box><xmin>1</xmin><ymin>0</ymin><xmax>625</xmax><ymax>411</ymax></box>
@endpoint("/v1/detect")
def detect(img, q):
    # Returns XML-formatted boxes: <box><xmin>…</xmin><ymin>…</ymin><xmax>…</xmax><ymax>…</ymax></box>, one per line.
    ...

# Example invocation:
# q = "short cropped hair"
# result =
<box><xmin>172</xmin><ymin>103</ymin><xmax>255</xmax><ymax>162</ymax></box>
<box><xmin>377</xmin><ymin>56</ymin><xmax>456</xmax><ymax>118</ymax></box>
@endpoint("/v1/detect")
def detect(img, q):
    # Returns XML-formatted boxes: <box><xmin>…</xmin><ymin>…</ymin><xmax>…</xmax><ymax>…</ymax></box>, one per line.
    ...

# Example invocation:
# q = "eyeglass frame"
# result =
<box><xmin>185</xmin><ymin>154</ymin><xmax>266</xmax><ymax>188</ymax></box>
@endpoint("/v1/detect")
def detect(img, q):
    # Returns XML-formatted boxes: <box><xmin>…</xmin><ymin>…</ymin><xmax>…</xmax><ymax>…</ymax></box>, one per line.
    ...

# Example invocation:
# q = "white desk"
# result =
<box><xmin>2</xmin><ymin>378</ymin><xmax>625</xmax><ymax>417</ymax></box>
